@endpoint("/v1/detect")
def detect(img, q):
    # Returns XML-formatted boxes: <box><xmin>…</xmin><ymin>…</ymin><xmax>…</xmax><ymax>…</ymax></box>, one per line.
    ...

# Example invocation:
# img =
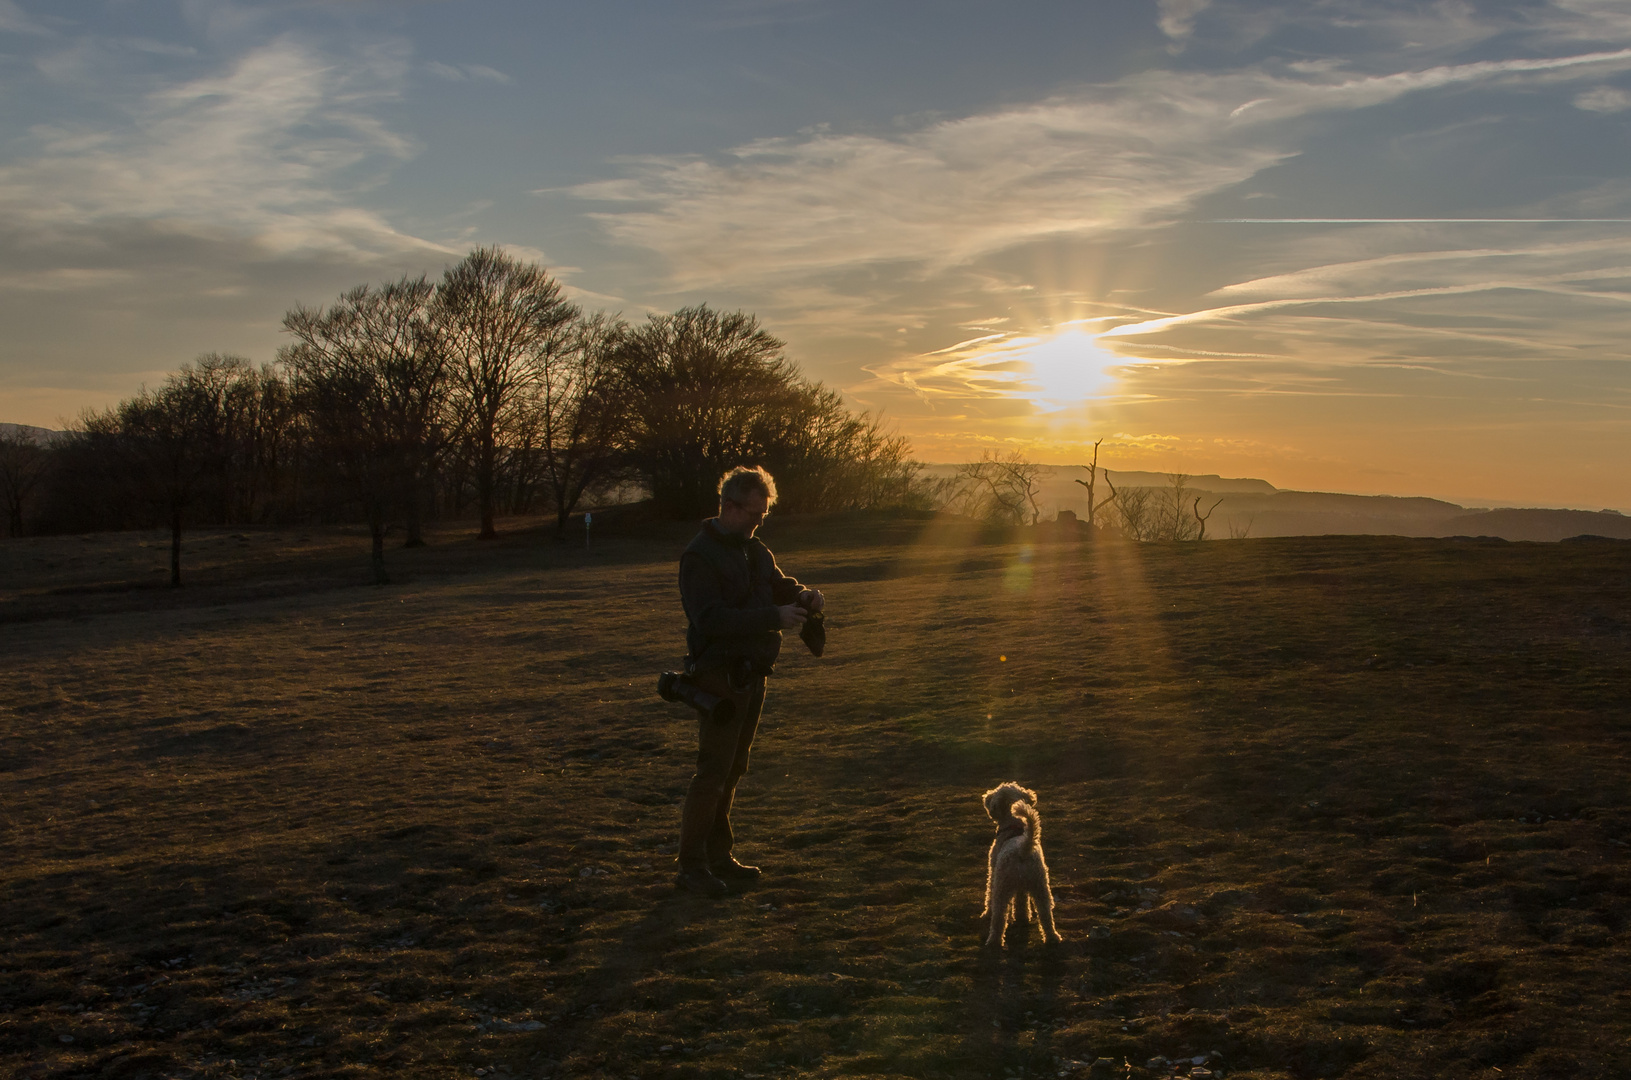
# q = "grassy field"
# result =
<box><xmin>3</xmin><ymin>513</ymin><xmax>1630</xmax><ymax>1080</ymax></box>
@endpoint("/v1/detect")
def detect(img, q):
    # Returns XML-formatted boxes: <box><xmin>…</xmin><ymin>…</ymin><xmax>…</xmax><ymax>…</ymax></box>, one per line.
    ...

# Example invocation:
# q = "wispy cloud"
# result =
<box><xmin>427</xmin><ymin>60</ymin><xmax>512</xmax><ymax>84</ymax></box>
<box><xmin>1098</xmin><ymin>232</ymin><xmax>1631</xmax><ymax>365</ymax></box>
<box><xmin>1574</xmin><ymin>84</ymin><xmax>1631</xmax><ymax>112</ymax></box>
<box><xmin>1157</xmin><ymin>0</ymin><xmax>1212</xmax><ymax>44</ymax></box>
<box><xmin>576</xmin><ymin>79</ymin><xmax>1293</xmax><ymax>288</ymax></box>
<box><xmin>0</xmin><ymin>35</ymin><xmax>438</xmax><ymax>259</ymax></box>
<box><xmin>0</xmin><ymin>0</ymin><xmax>51</xmax><ymax>35</ymax></box>
<box><xmin>577</xmin><ymin>46</ymin><xmax>1631</xmax><ymax>297</ymax></box>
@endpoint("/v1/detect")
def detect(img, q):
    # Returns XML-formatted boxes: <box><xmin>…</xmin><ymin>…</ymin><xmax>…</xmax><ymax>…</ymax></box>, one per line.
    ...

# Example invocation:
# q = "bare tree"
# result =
<box><xmin>952</xmin><ymin>451</ymin><xmax>1054</xmax><ymax>524</ymax></box>
<box><xmin>757</xmin><ymin>384</ymin><xmax>924</xmax><ymax>512</ymax></box>
<box><xmin>616</xmin><ymin>305</ymin><xmax>803</xmax><ymax>518</ymax></box>
<box><xmin>531</xmin><ymin>311</ymin><xmax>630</xmax><ymax>529</ymax></box>
<box><xmin>0</xmin><ymin>428</ymin><xmax>52</xmax><ymax>537</ymax></box>
<box><xmin>1100</xmin><ymin>472</ymin><xmax>1183</xmax><ymax>542</ymax></box>
<box><xmin>1109</xmin><ymin>482</ymin><xmax>1156</xmax><ymax>540</ymax></box>
<box><xmin>1153</xmin><ymin>473</ymin><xmax>1201</xmax><ymax>541</ymax></box>
<box><xmin>283</xmin><ymin>277</ymin><xmax>450</xmax><ymax>582</ymax></box>
<box><xmin>237</xmin><ymin>364</ymin><xmax>298</xmax><ymax>524</ymax></box>
<box><xmin>833</xmin><ymin>414</ymin><xmax>923</xmax><ymax>511</ymax></box>
<box><xmin>495</xmin><ymin>387</ymin><xmax>549</xmax><ymax>517</ymax></box>
<box><xmin>1193</xmin><ymin>495</ymin><xmax>1223</xmax><ymax>540</ymax></box>
<box><xmin>90</xmin><ymin>356</ymin><xmax>246</xmax><ymax>585</ymax></box>
<box><xmin>437</xmin><ymin>247</ymin><xmax>579</xmax><ymax>539</ymax></box>
<box><xmin>1104</xmin><ymin>474</ymin><xmax>1220</xmax><ymax>542</ymax></box>
<box><xmin>1071</xmin><ymin>436</ymin><xmax>1117</xmax><ymax>528</ymax></box>
<box><xmin>206</xmin><ymin>361</ymin><xmax>298</xmax><ymax>526</ymax></box>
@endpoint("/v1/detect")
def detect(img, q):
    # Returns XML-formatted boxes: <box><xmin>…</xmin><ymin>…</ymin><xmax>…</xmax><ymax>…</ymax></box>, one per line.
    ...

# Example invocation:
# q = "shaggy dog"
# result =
<box><xmin>980</xmin><ymin>782</ymin><xmax>1063</xmax><ymax>947</ymax></box>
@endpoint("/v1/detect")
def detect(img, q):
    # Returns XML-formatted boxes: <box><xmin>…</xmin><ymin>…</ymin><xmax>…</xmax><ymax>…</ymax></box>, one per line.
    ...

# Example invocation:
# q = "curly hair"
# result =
<box><xmin>718</xmin><ymin>465</ymin><xmax>778</xmax><ymax>507</ymax></box>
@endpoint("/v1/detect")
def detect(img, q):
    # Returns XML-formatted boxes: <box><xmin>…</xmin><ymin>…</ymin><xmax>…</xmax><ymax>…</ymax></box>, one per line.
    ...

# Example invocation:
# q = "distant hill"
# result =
<box><xmin>0</xmin><ymin>423</ymin><xmax>63</xmax><ymax>445</ymax></box>
<box><xmin>1442</xmin><ymin>507</ymin><xmax>1631</xmax><ymax>543</ymax></box>
<box><xmin>1096</xmin><ymin>469</ymin><xmax>1278</xmax><ymax>495</ymax></box>
<box><xmin>920</xmin><ymin>465</ymin><xmax>1277</xmax><ymax>523</ymax></box>
<box><xmin>920</xmin><ymin>461</ymin><xmax>1627</xmax><ymax>542</ymax></box>
<box><xmin>1191</xmin><ymin>489</ymin><xmax>1468</xmax><ymax>539</ymax></box>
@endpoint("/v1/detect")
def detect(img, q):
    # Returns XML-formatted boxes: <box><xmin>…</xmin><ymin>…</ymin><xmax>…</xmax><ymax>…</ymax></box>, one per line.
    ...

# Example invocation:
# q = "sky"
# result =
<box><xmin>2</xmin><ymin>0</ymin><xmax>1631</xmax><ymax>509</ymax></box>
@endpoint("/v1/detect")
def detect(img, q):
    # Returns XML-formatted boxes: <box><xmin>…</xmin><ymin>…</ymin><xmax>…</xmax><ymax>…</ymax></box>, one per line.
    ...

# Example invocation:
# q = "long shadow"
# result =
<box><xmin>963</xmin><ymin>939</ymin><xmax>1074</xmax><ymax>1077</ymax></box>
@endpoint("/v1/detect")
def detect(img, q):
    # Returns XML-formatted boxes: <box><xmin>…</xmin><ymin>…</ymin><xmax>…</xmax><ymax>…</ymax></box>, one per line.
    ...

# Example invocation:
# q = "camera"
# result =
<box><xmin>657</xmin><ymin>671</ymin><xmax>735</xmax><ymax>724</ymax></box>
<box><xmin>798</xmin><ymin>606</ymin><xmax>826</xmax><ymax>656</ymax></box>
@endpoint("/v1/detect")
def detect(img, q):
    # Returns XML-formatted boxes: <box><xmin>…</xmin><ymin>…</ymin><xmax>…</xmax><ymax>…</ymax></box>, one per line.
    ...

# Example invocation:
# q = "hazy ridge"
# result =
<box><xmin>932</xmin><ymin>464</ymin><xmax>1631</xmax><ymax>542</ymax></box>
<box><xmin>0</xmin><ymin>422</ymin><xmax>61</xmax><ymax>445</ymax></box>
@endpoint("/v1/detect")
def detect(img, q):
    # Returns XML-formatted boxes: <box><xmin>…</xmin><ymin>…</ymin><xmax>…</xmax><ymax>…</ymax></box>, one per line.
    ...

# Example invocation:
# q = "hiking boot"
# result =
<box><xmin>675</xmin><ymin>868</ymin><xmax>728</xmax><ymax>898</ymax></box>
<box><xmin>708</xmin><ymin>857</ymin><xmax>762</xmax><ymax>882</ymax></box>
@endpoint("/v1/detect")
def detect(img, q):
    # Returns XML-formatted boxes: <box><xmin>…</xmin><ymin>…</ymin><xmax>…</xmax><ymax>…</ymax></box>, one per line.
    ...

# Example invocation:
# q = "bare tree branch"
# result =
<box><xmin>436</xmin><ymin>247</ymin><xmax>578</xmax><ymax>540</ymax></box>
<box><xmin>1193</xmin><ymin>495</ymin><xmax>1224</xmax><ymax>541</ymax></box>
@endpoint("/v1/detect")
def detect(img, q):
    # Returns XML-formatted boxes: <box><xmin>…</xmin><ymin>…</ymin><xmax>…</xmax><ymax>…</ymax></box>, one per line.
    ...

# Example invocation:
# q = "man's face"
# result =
<box><xmin>719</xmin><ymin>491</ymin><xmax>770</xmax><ymax>537</ymax></box>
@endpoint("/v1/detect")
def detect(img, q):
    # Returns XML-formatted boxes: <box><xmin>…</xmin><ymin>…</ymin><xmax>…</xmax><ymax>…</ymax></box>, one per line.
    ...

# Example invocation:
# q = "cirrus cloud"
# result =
<box><xmin>1574</xmin><ymin>84</ymin><xmax>1631</xmax><ymax>111</ymax></box>
<box><xmin>0</xmin><ymin>35</ymin><xmax>441</xmax><ymax>259</ymax></box>
<box><xmin>575</xmin><ymin>45</ymin><xmax>1631</xmax><ymax>298</ymax></box>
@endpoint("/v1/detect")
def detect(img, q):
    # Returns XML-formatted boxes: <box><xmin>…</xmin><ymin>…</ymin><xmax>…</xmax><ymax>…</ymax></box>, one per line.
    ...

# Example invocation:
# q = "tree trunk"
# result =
<box><xmin>404</xmin><ymin>478</ymin><xmax>426</xmax><ymax>548</ymax></box>
<box><xmin>170</xmin><ymin>505</ymin><xmax>183</xmax><ymax>587</ymax></box>
<box><xmin>370</xmin><ymin>519</ymin><xmax>391</xmax><ymax>585</ymax></box>
<box><xmin>554</xmin><ymin>476</ymin><xmax>572</xmax><ymax>531</ymax></box>
<box><xmin>478</xmin><ymin>435</ymin><xmax>498</xmax><ymax>540</ymax></box>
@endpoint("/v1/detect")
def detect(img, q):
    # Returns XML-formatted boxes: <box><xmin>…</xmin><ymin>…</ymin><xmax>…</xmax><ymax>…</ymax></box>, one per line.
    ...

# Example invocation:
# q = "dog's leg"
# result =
<box><xmin>984</xmin><ymin>888</ymin><xmax>1012</xmax><ymax>947</ymax></box>
<box><xmin>1035</xmin><ymin>886</ymin><xmax>1063</xmax><ymax>944</ymax></box>
<box><xmin>1010</xmin><ymin>893</ymin><xmax>1032</xmax><ymax>945</ymax></box>
<box><xmin>979</xmin><ymin>839</ymin><xmax>1001</xmax><ymax>919</ymax></box>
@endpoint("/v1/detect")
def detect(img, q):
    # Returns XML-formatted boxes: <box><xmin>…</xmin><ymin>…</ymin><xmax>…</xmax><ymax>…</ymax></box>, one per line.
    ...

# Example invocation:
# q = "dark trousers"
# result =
<box><xmin>677</xmin><ymin>668</ymin><xmax>766</xmax><ymax>871</ymax></box>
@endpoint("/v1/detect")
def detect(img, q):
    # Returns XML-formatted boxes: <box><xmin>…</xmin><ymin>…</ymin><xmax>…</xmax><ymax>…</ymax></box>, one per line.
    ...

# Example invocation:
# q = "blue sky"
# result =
<box><xmin>3</xmin><ymin>0</ymin><xmax>1631</xmax><ymax>507</ymax></box>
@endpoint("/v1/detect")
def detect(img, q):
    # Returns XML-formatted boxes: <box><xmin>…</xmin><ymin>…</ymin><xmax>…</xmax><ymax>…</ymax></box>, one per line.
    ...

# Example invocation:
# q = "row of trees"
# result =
<box><xmin>1104</xmin><ymin>473</ymin><xmax>1225</xmax><ymax>541</ymax></box>
<box><xmin>938</xmin><ymin>441</ymin><xmax>1227</xmax><ymax>541</ymax></box>
<box><xmin>8</xmin><ymin>248</ymin><xmax>928</xmax><ymax>582</ymax></box>
<box><xmin>5</xmin><ymin>249</ymin><xmax>1241</xmax><ymax>579</ymax></box>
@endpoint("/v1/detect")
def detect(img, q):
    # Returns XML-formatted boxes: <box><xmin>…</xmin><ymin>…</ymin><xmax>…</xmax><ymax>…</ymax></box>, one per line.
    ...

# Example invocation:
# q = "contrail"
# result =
<box><xmin>1203</xmin><ymin>218</ymin><xmax>1631</xmax><ymax>224</ymax></box>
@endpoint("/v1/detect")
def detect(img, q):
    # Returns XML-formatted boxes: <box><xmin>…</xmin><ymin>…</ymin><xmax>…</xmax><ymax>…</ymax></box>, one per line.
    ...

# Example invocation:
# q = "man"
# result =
<box><xmin>674</xmin><ymin>465</ymin><xmax>824</xmax><ymax>898</ymax></box>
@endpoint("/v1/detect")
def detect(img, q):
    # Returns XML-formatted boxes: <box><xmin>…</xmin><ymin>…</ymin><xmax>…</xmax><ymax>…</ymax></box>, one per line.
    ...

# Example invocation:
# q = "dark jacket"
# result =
<box><xmin>680</xmin><ymin>519</ymin><xmax>803</xmax><ymax>673</ymax></box>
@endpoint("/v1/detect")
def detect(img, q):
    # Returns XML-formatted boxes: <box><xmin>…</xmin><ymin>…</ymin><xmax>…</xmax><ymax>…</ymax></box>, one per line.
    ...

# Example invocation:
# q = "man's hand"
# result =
<box><xmin>777</xmin><ymin>603</ymin><xmax>808</xmax><ymax>629</ymax></box>
<box><xmin>797</xmin><ymin>588</ymin><xmax>825</xmax><ymax>613</ymax></box>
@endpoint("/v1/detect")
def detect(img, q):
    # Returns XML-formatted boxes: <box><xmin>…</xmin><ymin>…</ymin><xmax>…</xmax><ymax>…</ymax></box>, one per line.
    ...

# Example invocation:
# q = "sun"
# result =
<box><xmin>1013</xmin><ymin>328</ymin><xmax>1121</xmax><ymax>411</ymax></box>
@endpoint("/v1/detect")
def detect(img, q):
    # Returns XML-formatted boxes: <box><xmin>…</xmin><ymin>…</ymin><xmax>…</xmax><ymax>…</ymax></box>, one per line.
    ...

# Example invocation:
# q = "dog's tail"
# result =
<box><xmin>1012</xmin><ymin>800</ymin><xmax>1041</xmax><ymax>851</ymax></box>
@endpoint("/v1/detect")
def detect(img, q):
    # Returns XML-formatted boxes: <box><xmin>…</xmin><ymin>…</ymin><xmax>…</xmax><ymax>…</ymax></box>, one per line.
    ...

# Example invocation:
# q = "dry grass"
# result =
<box><xmin>3</xmin><ymin>514</ymin><xmax>1630</xmax><ymax>1080</ymax></box>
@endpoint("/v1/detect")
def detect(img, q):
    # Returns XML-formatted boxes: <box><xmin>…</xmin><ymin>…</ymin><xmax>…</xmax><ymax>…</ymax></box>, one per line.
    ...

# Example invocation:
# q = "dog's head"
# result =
<box><xmin>983</xmin><ymin>781</ymin><xmax>1038</xmax><ymax>825</ymax></box>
